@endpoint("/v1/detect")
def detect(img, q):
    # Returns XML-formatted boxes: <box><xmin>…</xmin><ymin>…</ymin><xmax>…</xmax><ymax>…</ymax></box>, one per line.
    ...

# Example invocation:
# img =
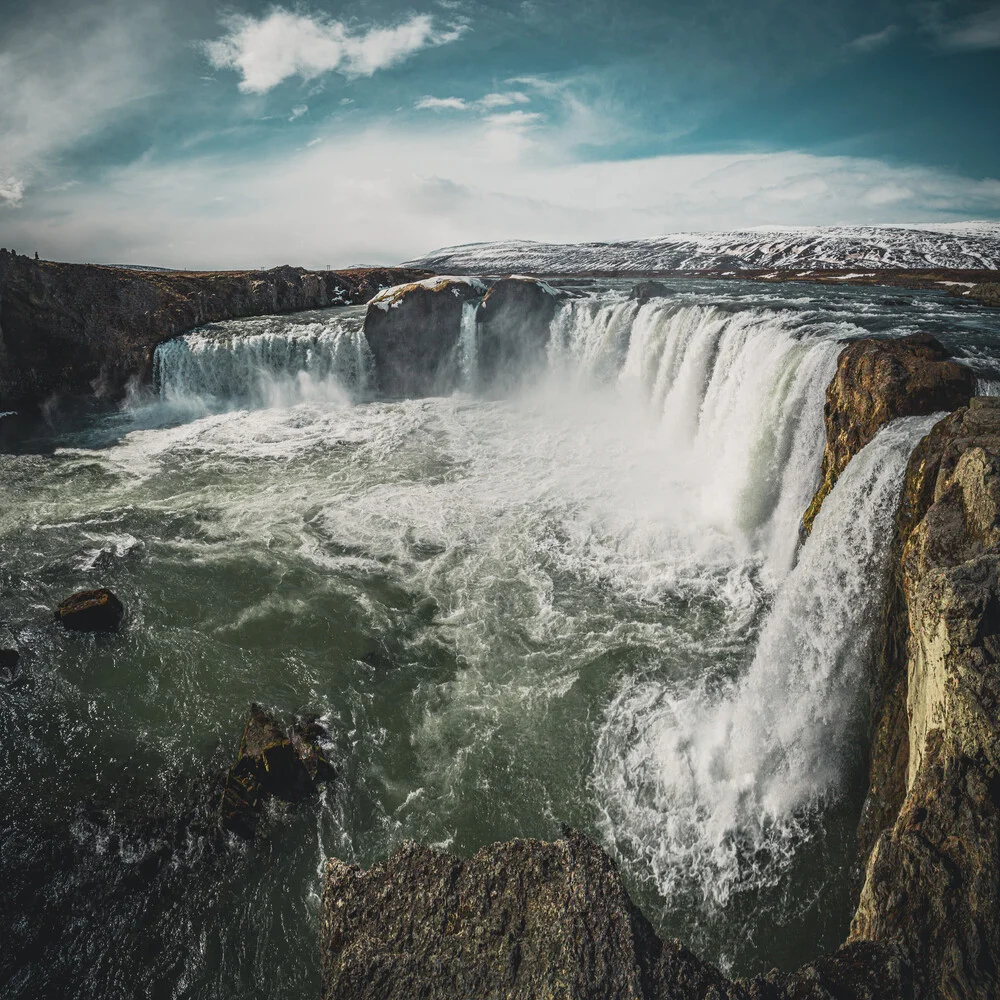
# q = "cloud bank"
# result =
<box><xmin>8</xmin><ymin>115</ymin><xmax>999</xmax><ymax>268</ymax></box>
<box><xmin>204</xmin><ymin>8</ymin><xmax>466</xmax><ymax>93</ymax></box>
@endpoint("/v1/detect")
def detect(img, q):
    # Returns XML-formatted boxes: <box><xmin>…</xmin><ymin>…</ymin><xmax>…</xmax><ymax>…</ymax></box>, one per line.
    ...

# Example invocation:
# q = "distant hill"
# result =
<box><xmin>405</xmin><ymin>222</ymin><xmax>1000</xmax><ymax>274</ymax></box>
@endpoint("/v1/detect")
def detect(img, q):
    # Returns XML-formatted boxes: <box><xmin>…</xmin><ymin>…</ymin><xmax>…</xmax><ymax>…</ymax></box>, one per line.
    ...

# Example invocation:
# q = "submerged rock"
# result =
<box><xmin>801</xmin><ymin>333</ymin><xmax>974</xmax><ymax>535</ymax></box>
<box><xmin>851</xmin><ymin>397</ymin><xmax>1000</xmax><ymax>998</ymax></box>
<box><xmin>0</xmin><ymin>648</ymin><xmax>19</xmax><ymax>678</ymax></box>
<box><xmin>363</xmin><ymin>276</ymin><xmax>487</xmax><ymax>397</ymax></box>
<box><xmin>55</xmin><ymin>588</ymin><xmax>124</xmax><ymax>632</ymax></box>
<box><xmin>475</xmin><ymin>276</ymin><xmax>564</xmax><ymax>390</ymax></box>
<box><xmin>220</xmin><ymin>704</ymin><xmax>334</xmax><ymax>839</ymax></box>
<box><xmin>629</xmin><ymin>280</ymin><xmax>672</xmax><ymax>302</ymax></box>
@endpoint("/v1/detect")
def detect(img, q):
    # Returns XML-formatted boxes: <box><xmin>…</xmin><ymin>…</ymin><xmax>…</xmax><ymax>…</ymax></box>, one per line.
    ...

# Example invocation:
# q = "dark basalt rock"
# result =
<box><xmin>0</xmin><ymin>251</ymin><xmax>430</xmax><ymax>410</ymax></box>
<box><xmin>321</xmin><ymin>829</ymin><xmax>747</xmax><ymax>1000</ymax></box>
<box><xmin>475</xmin><ymin>276</ymin><xmax>564</xmax><ymax>390</ymax></box>
<box><xmin>320</xmin><ymin>829</ymin><xmax>911</xmax><ymax>1000</ymax></box>
<box><xmin>968</xmin><ymin>282</ymin><xmax>1000</xmax><ymax>308</ymax></box>
<box><xmin>0</xmin><ymin>648</ymin><xmax>19</xmax><ymax>678</ymax></box>
<box><xmin>629</xmin><ymin>280</ymin><xmax>672</xmax><ymax>302</ymax></box>
<box><xmin>220</xmin><ymin>704</ymin><xmax>334</xmax><ymax>839</ymax></box>
<box><xmin>801</xmin><ymin>333</ymin><xmax>975</xmax><ymax>535</ymax></box>
<box><xmin>55</xmin><ymin>588</ymin><xmax>124</xmax><ymax>632</ymax></box>
<box><xmin>363</xmin><ymin>277</ymin><xmax>486</xmax><ymax>397</ymax></box>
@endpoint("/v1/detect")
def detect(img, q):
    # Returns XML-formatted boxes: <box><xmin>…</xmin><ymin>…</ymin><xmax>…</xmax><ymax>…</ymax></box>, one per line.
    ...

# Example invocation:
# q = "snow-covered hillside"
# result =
<box><xmin>406</xmin><ymin>223</ymin><xmax>1000</xmax><ymax>273</ymax></box>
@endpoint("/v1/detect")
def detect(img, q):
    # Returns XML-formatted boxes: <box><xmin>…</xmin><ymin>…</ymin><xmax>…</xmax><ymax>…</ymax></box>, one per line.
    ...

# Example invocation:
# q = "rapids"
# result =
<box><xmin>3</xmin><ymin>279</ymin><xmax>1000</xmax><ymax>997</ymax></box>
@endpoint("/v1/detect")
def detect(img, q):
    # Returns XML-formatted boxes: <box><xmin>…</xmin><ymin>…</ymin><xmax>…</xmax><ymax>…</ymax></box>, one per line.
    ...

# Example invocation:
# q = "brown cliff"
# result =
<box><xmin>801</xmin><ymin>334</ymin><xmax>975</xmax><ymax>536</ymax></box>
<box><xmin>0</xmin><ymin>252</ymin><xmax>430</xmax><ymax>409</ymax></box>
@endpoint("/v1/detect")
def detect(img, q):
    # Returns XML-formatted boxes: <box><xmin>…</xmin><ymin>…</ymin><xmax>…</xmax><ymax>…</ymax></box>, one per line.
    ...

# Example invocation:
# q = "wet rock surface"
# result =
<box><xmin>55</xmin><ymin>588</ymin><xmax>124</xmax><ymax>632</ymax></box>
<box><xmin>320</xmin><ymin>829</ymin><xmax>911</xmax><ymax>1000</ymax></box>
<box><xmin>475</xmin><ymin>276</ymin><xmax>564</xmax><ymax>389</ymax></box>
<box><xmin>0</xmin><ymin>251</ymin><xmax>429</xmax><ymax>410</ymax></box>
<box><xmin>363</xmin><ymin>276</ymin><xmax>486</xmax><ymax>397</ymax></box>
<box><xmin>801</xmin><ymin>333</ymin><xmax>974</xmax><ymax>535</ymax></box>
<box><xmin>220</xmin><ymin>704</ymin><xmax>334</xmax><ymax>839</ymax></box>
<box><xmin>629</xmin><ymin>279</ymin><xmax>672</xmax><ymax>302</ymax></box>
<box><xmin>320</xmin><ymin>829</ymin><xmax>746</xmax><ymax>1000</ymax></box>
<box><xmin>0</xmin><ymin>647</ymin><xmax>19</xmax><ymax>678</ymax></box>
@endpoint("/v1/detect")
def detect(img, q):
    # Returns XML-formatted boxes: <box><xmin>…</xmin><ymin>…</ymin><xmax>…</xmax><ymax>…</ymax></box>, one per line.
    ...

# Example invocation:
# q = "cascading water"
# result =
<box><xmin>7</xmin><ymin>280</ymin><xmax>997</xmax><ymax>997</ymax></box>
<box><xmin>153</xmin><ymin>307</ymin><xmax>372</xmax><ymax>409</ymax></box>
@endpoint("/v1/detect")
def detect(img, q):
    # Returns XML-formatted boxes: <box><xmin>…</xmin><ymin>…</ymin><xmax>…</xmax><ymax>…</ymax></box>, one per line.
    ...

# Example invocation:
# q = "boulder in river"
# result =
<box><xmin>220</xmin><ymin>704</ymin><xmax>334</xmax><ymax>838</ymax></box>
<box><xmin>629</xmin><ymin>280</ymin><xmax>672</xmax><ymax>303</ymax></box>
<box><xmin>0</xmin><ymin>648</ymin><xmax>19</xmax><ymax>678</ymax></box>
<box><xmin>801</xmin><ymin>333</ymin><xmax>975</xmax><ymax>535</ymax></box>
<box><xmin>55</xmin><ymin>588</ymin><xmax>125</xmax><ymax>632</ymax></box>
<box><xmin>363</xmin><ymin>276</ymin><xmax>487</xmax><ymax>397</ymax></box>
<box><xmin>475</xmin><ymin>275</ymin><xmax>564</xmax><ymax>390</ymax></box>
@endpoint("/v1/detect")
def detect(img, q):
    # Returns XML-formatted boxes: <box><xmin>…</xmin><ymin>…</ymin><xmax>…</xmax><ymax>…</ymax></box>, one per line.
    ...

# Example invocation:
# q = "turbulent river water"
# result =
<box><xmin>3</xmin><ymin>279</ymin><xmax>1000</xmax><ymax>998</ymax></box>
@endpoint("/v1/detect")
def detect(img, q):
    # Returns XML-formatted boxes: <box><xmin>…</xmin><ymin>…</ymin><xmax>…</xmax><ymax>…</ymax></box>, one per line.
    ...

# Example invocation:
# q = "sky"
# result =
<box><xmin>1</xmin><ymin>0</ymin><xmax>999</xmax><ymax>268</ymax></box>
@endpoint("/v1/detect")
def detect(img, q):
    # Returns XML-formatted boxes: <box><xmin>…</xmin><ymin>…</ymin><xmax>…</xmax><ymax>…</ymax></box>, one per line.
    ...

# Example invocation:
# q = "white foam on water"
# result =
<box><xmin>591</xmin><ymin>412</ymin><xmax>942</xmax><ymax>908</ymax></box>
<box><xmin>153</xmin><ymin>311</ymin><xmax>371</xmax><ymax>410</ymax></box>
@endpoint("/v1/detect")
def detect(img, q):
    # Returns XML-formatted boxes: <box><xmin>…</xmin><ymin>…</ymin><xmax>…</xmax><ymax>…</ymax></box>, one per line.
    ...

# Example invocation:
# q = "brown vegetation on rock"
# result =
<box><xmin>55</xmin><ymin>588</ymin><xmax>124</xmax><ymax>633</ymax></box>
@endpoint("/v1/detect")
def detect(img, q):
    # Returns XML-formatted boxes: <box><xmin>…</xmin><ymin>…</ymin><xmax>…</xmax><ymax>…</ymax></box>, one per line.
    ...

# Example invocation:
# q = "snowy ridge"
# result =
<box><xmin>405</xmin><ymin>223</ymin><xmax>1000</xmax><ymax>273</ymax></box>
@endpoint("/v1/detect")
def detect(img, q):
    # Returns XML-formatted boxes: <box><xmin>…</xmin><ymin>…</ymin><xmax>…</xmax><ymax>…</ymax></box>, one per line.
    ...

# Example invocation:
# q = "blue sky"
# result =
<box><xmin>1</xmin><ymin>0</ymin><xmax>998</xmax><ymax>267</ymax></box>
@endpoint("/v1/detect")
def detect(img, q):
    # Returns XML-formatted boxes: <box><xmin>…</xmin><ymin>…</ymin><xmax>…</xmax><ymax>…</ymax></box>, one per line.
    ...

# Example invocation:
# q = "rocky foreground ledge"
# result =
<box><xmin>319</xmin><ymin>341</ymin><xmax>1000</xmax><ymax>999</ymax></box>
<box><xmin>0</xmin><ymin>252</ymin><xmax>429</xmax><ymax>409</ymax></box>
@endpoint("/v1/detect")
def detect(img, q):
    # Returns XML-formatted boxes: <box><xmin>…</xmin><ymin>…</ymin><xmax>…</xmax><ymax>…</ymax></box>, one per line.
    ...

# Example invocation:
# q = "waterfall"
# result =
<box><xmin>547</xmin><ymin>298</ymin><xmax>844</xmax><ymax>580</ymax></box>
<box><xmin>459</xmin><ymin>300</ymin><xmax>479</xmax><ymax>389</ymax></box>
<box><xmin>153</xmin><ymin>312</ymin><xmax>372</xmax><ymax>409</ymax></box>
<box><xmin>591</xmin><ymin>411</ymin><xmax>942</xmax><ymax>909</ymax></box>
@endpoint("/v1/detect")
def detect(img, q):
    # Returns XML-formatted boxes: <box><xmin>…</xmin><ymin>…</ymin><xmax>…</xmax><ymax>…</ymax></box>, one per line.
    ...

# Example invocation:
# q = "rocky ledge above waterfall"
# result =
<box><xmin>362</xmin><ymin>273</ymin><xmax>568</xmax><ymax>397</ymax></box>
<box><xmin>801</xmin><ymin>333</ymin><xmax>975</xmax><ymax>535</ymax></box>
<box><xmin>0</xmin><ymin>252</ymin><xmax>430</xmax><ymax>410</ymax></box>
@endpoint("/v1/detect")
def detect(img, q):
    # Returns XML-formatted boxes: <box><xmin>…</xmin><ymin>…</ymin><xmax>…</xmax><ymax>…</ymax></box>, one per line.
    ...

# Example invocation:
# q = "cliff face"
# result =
<box><xmin>0</xmin><ymin>252</ymin><xmax>430</xmax><ymax>408</ymax></box>
<box><xmin>801</xmin><ymin>334</ymin><xmax>975</xmax><ymax>535</ymax></box>
<box><xmin>362</xmin><ymin>276</ymin><xmax>486</xmax><ymax>397</ymax></box>
<box><xmin>850</xmin><ymin>398</ymin><xmax>1000</xmax><ymax>998</ymax></box>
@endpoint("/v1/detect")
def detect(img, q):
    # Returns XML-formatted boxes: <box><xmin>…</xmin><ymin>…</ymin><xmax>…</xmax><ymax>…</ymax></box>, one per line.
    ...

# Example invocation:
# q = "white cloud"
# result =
<box><xmin>0</xmin><ymin>2</ymin><xmax>163</xmax><ymax>207</ymax></box>
<box><xmin>9</xmin><ymin>112</ymin><xmax>999</xmax><ymax>269</ymax></box>
<box><xmin>289</xmin><ymin>104</ymin><xmax>309</xmax><ymax>120</ymax></box>
<box><xmin>936</xmin><ymin>6</ymin><xmax>1000</xmax><ymax>49</ymax></box>
<box><xmin>415</xmin><ymin>91</ymin><xmax>531</xmax><ymax>113</ymax></box>
<box><xmin>415</xmin><ymin>96</ymin><xmax>469</xmax><ymax>110</ymax></box>
<box><xmin>0</xmin><ymin>176</ymin><xmax>25</xmax><ymax>206</ymax></box>
<box><xmin>478</xmin><ymin>91</ymin><xmax>531</xmax><ymax>109</ymax></box>
<box><xmin>204</xmin><ymin>9</ymin><xmax>466</xmax><ymax>93</ymax></box>
<box><xmin>847</xmin><ymin>25</ymin><xmax>899</xmax><ymax>52</ymax></box>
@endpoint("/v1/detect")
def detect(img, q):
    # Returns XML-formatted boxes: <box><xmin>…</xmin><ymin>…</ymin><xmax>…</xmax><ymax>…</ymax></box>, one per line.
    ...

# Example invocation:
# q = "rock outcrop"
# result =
<box><xmin>475</xmin><ymin>276</ymin><xmax>564</xmax><ymax>390</ymax></box>
<box><xmin>220</xmin><ymin>704</ymin><xmax>334</xmax><ymax>839</ymax></box>
<box><xmin>55</xmin><ymin>589</ymin><xmax>124</xmax><ymax>633</ymax></box>
<box><xmin>801</xmin><ymin>334</ymin><xmax>975</xmax><ymax>535</ymax></box>
<box><xmin>0</xmin><ymin>251</ymin><xmax>430</xmax><ymax>409</ymax></box>
<box><xmin>629</xmin><ymin>280</ymin><xmax>672</xmax><ymax>302</ymax></box>
<box><xmin>0</xmin><ymin>648</ymin><xmax>19</xmax><ymax>678</ymax></box>
<box><xmin>320</xmin><ymin>828</ymin><xmax>911</xmax><ymax>1000</ymax></box>
<box><xmin>362</xmin><ymin>276</ymin><xmax>486</xmax><ymax>397</ymax></box>
<box><xmin>967</xmin><ymin>282</ymin><xmax>1000</xmax><ymax>308</ymax></box>
<box><xmin>321</xmin><ymin>829</ymin><xmax>746</xmax><ymax>1000</ymax></box>
<box><xmin>850</xmin><ymin>398</ymin><xmax>1000</xmax><ymax>998</ymax></box>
